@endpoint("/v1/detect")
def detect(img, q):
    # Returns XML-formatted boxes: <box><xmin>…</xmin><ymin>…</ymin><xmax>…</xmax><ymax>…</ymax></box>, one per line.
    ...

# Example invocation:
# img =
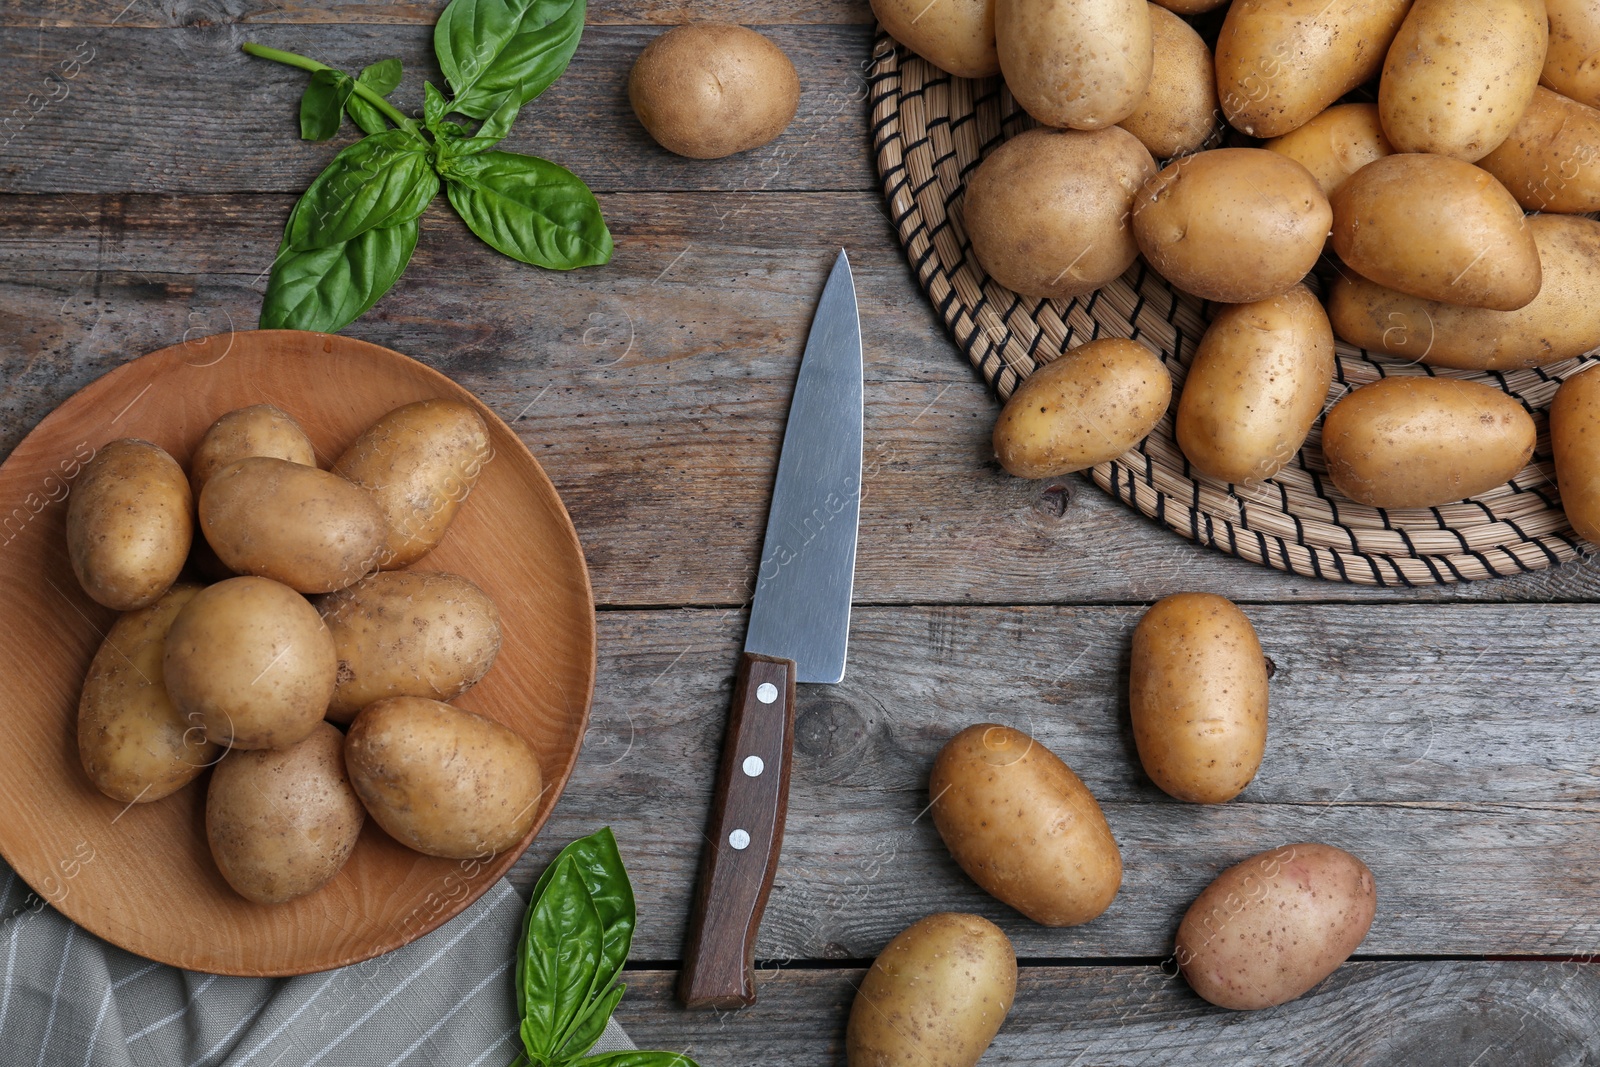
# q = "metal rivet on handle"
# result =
<box><xmin>742</xmin><ymin>755</ymin><xmax>765</xmax><ymax>777</ymax></box>
<box><xmin>729</xmin><ymin>829</ymin><xmax>751</xmax><ymax>850</ymax></box>
<box><xmin>756</xmin><ymin>682</ymin><xmax>778</xmax><ymax>704</ymax></box>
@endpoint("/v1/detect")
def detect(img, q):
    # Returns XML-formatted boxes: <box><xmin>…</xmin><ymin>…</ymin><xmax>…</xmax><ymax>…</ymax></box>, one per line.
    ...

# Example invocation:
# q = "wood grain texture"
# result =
<box><xmin>501</xmin><ymin>605</ymin><xmax>1600</xmax><ymax>961</ymax></box>
<box><xmin>618</xmin><ymin>963</ymin><xmax>1600</xmax><ymax>1066</ymax></box>
<box><xmin>6</xmin><ymin>192</ymin><xmax>1600</xmax><ymax>605</ymax></box>
<box><xmin>0</xmin><ymin>0</ymin><xmax>870</xmax><ymax>27</ymax></box>
<box><xmin>0</xmin><ymin>25</ymin><xmax>875</xmax><ymax>195</ymax></box>
<box><xmin>0</xmin><ymin>331</ymin><xmax>594</xmax><ymax>974</ymax></box>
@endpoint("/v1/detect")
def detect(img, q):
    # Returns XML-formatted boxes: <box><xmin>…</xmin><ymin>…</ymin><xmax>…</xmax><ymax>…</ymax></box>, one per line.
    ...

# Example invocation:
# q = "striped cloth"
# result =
<box><xmin>0</xmin><ymin>859</ymin><xmax>636</xmax><ymax>1066</ymax></box>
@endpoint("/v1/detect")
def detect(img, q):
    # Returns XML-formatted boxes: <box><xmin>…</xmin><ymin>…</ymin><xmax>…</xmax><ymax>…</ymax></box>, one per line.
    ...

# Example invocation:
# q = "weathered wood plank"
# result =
<box><xmin>616</xmin><ymin>962</ymin><xmax>1600</xmax><ymax>1066</ymax></box>
<box><xmin>0</xmin><ymin>0</ymin><xmax>869</xmax><ymax>27</ymax></box>
<box><xmin>500</xmin><ymin>605</ymin><xmax>1600</xmax><ymax>960</ymax></box>
<box><xmin>0</xmin><ymin>25</ymin><xmax>877</xmax><ymax>195</ymax></box>
<box><xmin>6</xmin><ymin>191</ymin><xmax>1600</xmax><ymax>605</ymax></box>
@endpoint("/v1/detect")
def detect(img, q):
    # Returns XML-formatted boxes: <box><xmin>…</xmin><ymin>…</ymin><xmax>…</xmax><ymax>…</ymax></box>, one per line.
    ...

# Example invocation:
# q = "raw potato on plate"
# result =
<box><xmin>200</xmin><ymin>457</ymin><xmax>386</xmax><ymax>593</ymax></box>
<box><xmin>1117</xmin><ymin>4</ymin><xmax>1219</xmax><ymax>159</ymax></box>
<box><xmin>1328</xmin><ymin>214</ymin><xmax>1600</xmax><ymax>371</ymax></box>
<box><xmin>1329</xmin><ymin>154</ymin><xmax>1542</xmax><ymax>312</ymax></box>
<box><xmin>846</xmin><ymin>912</ymin><xmax>1016</xmax><ymax>1067</ymax></box>
<box><xmin>345</xmin><ymin>696</ymin><xmax>543</xmax><ymax>860</ymax></box>
<box><xmin>1130</xmin><ymin>593</ymin><xmax>1269</xmax><ymax>805</ymax></box>
<box><xmin>628</xmin><ymin>22</ymin><xmax>801</xmax><ymax>159</ymax></box>
<box><xmin>317</xmin><ymin>570</ymin><xmax>503</xmax><ymax>723</ymax></box>
<box><xmin>996</xmin><ymin>0</ymin><xmax>1152</xmax><ymax>130</ymax></box>
<box><xmin>930</xmin><ymin>723</ymin><xmax>1123</xmax><ymax>926</ymax></box>
<box><xmin>1132</xmin><ymin>148</ymin><xmax>1331</xmax><ymax>304</ymax></box>
<box><xmin>1175</xmin><ymin>284</ymin><xmax>1334</xmax><ymax>485</ymax></box>
<box><xmin>335</xmin><ymin>399</ymin><xmax>492</xmax><ymax>569</ymax></box>
<box><xmin>872</xmin><ymin>0</ymin><xmax>998</xmax><ymax>77</ymax></box>
<box><xmin>1321</xmin><ymin>378</ymin><xmax>1536</xmax><ymax>509</ymax></box>
<box><xmin>188</xmin><ymin>404</ymin><xmax>317</xmax><ymax>498</ymax></box>
<box><xmin>1176</xmin><ymin>842</ymin><xmax>1377</xmax><ymax>1010</ymax></box>
<box><xmin>206</xmin><ymin>721</ymin><xmax>366</xmax><ymax>904</ymax></box>
<box><xmin>1378</xmin><ymin>0</ymin><xmax>1547</xmax><ymax>162</ymax></box>
<box><xmin>991</xmin><ymin>338</ymin><xmax>1171</xmax><ymax>478</ymax></box>
<box><xmin>1215</xmin><ymin>0</ymin><xmax>1412</xmax><ymax>139</ymax></box>
<box><xmin>77</xmin><ymin>583</ymin><xmax>218</xmax><ymax>804</ymax></box>
<box><xmin>963</xmin><ymin>126</ymin><xmax>1156</xmax><ymax>300</ymax></box>
<box><xmin>66</xmin><ymin>438</ymin><xmax>192</xmax><ymax>611</ymax></box>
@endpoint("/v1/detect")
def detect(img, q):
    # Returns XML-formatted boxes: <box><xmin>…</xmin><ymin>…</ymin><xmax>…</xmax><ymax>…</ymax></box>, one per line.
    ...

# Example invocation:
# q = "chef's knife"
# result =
<box><xmin>677</xmin><ymin>249</ymin><xmax>864</xmax><ymax>1010</ymax></box>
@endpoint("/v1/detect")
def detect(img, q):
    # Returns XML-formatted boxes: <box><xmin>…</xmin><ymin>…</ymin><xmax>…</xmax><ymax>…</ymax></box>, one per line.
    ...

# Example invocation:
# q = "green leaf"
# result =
<box><xmin>259</xmin><ymin>219</ymin><xmax>418</xmax><ymax>332</ymax></box>
<box><xmin>424</xmin><ymin>81</ymin><xmax>450</xmax><ymax>131</ymax></box>
<box><xmin>286</xmin><ymin>130</ymin><xmax>439</xmax><ymax>250</ymax></box>
<box><xmin>300</xmin><ymin>68</ymin><xmax>354</xmax><ymax>141</ymax></box>
<box><xmin>347</xmin><ymin>58</ymin><xmax>403</xmax><ymax>134</ymax></box>
<box><xmin>443</xmin><ymin>150</ymin><xmax>611</xmax><ymax>269</ymax></box>
<box><xmin>523</xmin><ymin>829</ymin><xmax>634</xmax><ymax>1004</ymax></box>
<box><xmin>578</xmin><ymin>1052</ymin><xmax>702</xmax><ymax>1067</ymax></box>
<box><xmin>554</xmin><ymin>981</ymin><xmax>624</xmax><ymax>1061</ymax></box>
<box><xmin>433</xmin><ymin>0</ymin><xmax>586</xmax><ymax>119</ymax></box>
<box><xmin>519</xmin><ymin>855</ymin><xmax>608</xmax><ymax>1063</ymax></box>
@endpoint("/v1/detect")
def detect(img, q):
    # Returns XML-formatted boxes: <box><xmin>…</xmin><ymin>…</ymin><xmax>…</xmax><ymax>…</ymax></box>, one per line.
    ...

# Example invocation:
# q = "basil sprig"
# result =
<box><xmin>513</xmin><ymin>829</ymin><xmax>697</xmax><ymax>1067</ymax></box>
<box><xmin>244</xmin><ymin>0</ymin><xmax>611</xmax><ymax>334</ymax></box>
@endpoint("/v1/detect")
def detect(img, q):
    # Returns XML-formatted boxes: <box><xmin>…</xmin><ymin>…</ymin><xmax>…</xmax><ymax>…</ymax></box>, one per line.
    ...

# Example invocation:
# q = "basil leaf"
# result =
<box><xmin>579</xmin><ymin>1052</ymin><xmax>701</xmax><ymax>1067</ymax></box>
<box><xmin>347</xmin><ymin>58</ymin><xmax>403</xmax><ymax>134</ymax></box>
<box><xmin>443</xmin><ymin>150</ymin><xmax>611</xmax><ymax>269</ymax></box>
<box><xmin>433</xmin><ymin>0</ymin><xmax>586</xmax><ymax>119</ymax></box>
<box><xmin>424</xmin><ymin>81</ymin><xmax>450</xmax><ymax>132</ymax></box>
<box><xmin>462</xmin><ymin>90</ymin><xmax>523</xmax><ymax>154</ymax></box>
<box><xmin>524</xmin><ymin>828</ymin><xmax>634</xmax><ymax>993</ymax></box>
<box><xmin>259</xmin><ymin>220</ymin><xmax>417</xmax><ymax>332</ymax></box>
<box><xmin>554</xmin><ymin>981</ymin><xmax>624</xmax><ymax>1061</ymax></box>
<box><xmin>286</xmin><ymin>130</ymin><xmax>439</xmax><ymax>250</ymax></box>
<box><xmin>519</xmin><ymin>855</ymin><xmax>607</xmax><ymax>1062</ymax></box>
<box><xmin>359</xmin><ymin>57</ymin><xmax>403</xmax><ymax>95</ymax></box>
<box><xmin>300</xmin><ymin>68</ymin><xmax>354</xmax><ymax>141</ymax></box>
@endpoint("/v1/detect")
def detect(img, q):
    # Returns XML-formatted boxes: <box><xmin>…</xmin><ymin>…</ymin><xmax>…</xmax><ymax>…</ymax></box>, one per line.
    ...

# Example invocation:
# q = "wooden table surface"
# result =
<box><xmin>5</xmin><ymin>3</ymin><xmax>1600</xmax><ymax>1064</ymax></box>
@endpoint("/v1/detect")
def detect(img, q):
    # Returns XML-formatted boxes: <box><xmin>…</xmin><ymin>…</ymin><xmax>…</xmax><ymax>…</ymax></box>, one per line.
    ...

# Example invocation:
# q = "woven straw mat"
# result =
<box><xmin>867</xmin><ymin>31</ymin><xmax>1600</xmax><ymax>586</ymax></box>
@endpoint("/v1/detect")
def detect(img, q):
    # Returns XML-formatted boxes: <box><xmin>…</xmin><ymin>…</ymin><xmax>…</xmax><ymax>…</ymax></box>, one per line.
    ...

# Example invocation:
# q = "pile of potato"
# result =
<box><xmin>845</xmin><ymin>592</ymin><xmax>1376</xmax><ymax>1064</ymax></box>
<box><xmin>875</xmin><ymin>0</ymin><xmax>1600</xmax><ymax>521</ymax></box>
<box><xmin>69</xmin><ymin>400</ymin><xmax>544</xmax><ymax>905</ymax></box>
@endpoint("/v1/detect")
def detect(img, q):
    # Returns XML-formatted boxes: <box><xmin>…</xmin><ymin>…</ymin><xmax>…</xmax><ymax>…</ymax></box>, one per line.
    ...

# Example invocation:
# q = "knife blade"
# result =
<box><xmin>677</xmin><ymin>249</ymin><xmax>864</xmax><ymax>1010</ymax></box>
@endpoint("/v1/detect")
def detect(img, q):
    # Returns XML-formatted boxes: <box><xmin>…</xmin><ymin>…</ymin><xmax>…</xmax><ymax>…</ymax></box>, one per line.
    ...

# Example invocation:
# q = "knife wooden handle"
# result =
<box><xmin>678</xmin><ymin>651</ymin><xmax>797</xmax><ymax>1010</ymax></box>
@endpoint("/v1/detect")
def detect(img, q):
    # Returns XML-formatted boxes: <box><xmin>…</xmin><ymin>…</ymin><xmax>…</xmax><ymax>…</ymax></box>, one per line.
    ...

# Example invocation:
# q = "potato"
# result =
<box><xmin>1379</xmin><ymin>0</ymin><xmax>1547</xmax><ymax>162</ymax></box>
<box><xmin>1329</xmin><ymin>154</ymin><xmax>1541</xmax><ymax>312</ymax></box>
<box><xmin>1544</xmin><ymin>0</ymin><xmax>1600</xmax><ymax>108</ymax></box>
<box><xmin>345</xmin><ymin>697</ymin><xmax>542</xmax><ymax>859</ymax></box>
<box><xmin>1117</xmin><ymin>5</ymin><xmax>1219</xmax><ymax>159</ymax></box>
<box><xmin>1176</xmin><ymin>842</ymin><xmax>1376</xmax><ymax>1010</ymax></box>
<box><xmin>1321</xmin><ymin>378</ymin><xmax>1536</xmax><ymax>508</ymax></box>
<box><xmin>188</xmin><ymin>404</ymin><xmax>316</xmax><ymax>498</ymax></box>
<box><xmin>1132</xmin><ymin>148</ymin><xmax>1331</xmax><ymax>304</ymax></box>
<box><xmin>1215</xmin><ymin>0</ymin><xmax>1412</xmax><ymax>139</ymax></box>
<box><xmin>964</xmin><ymin>127</ymin><xmax>1156</xmax><ymax>300</ymax></box>
<box><xmin>628</xmin><ymin>23</ymin><xmax>800</xmax><ymax>159</ymax></box>
<box><xmin>1263</xmin><ymin>103</ymin><xmax>1394</xmax><ymax>199</ymax></box>
<box><xmin>206</xmin><ymin>722</ymin><xmax>365</xmax><ymax>904</ymax></box>
<box><xmin>334</xmin><ymin>399</ymin><xmax>492</xmax><ymax>570</ymax></box>
<box><xmin>163</xmin><ymin>576</ymin><xmax>337</xmax><ymax>750</ymax></box>
<box><xmin>872</xmin><ymin>0</ymin><xmax>997</xmax><ymax>77</ymax></box>
<box><xmin>1550</xmin><ymin>366</ymin><xmax>1600</xmax><ymax>543</ymax></box>
<box><xmin>77</xmin><ymin>583</ymin><xmax>219</xmax><ymax>803</ymax></box>
<box><xmin>1328</xmin><ymin>215</ymin><xmax>1600</xmax><ymax>371</ymax></box>
<box><xmin>1130</xmin><ymin>593</ymin><xmax>1269</xmax><ymax>804</ymax></box>
<box><xmin>930</xmin><ymin>724</ymin><xmax>1122</xmax><ymax>925</ymax></box>
<box><xmin>845</xmin><ymin>912</ymin><xmax>1016</xmax><ymax>1067</ymax></box>
<box><xmin>996</xmin><ymin>0</ymin><xmax>1152</xmax><ymax>130</ymax></box>
<box><xmin>992</xmin><ymin>338</ymin><xmax>1171</xmax><ymax>478</ymax></box>
<box><xmin>317</xmin><ymin>570</ymin><xmax>502</xmax><ymax>723</ymax></box>
<box><xmin>1175</xmin><ymin>286</ymin><xmax>1333</xmax><ymax>485</ymax></box>
<box><xmin>66</xmin><ymin>439</ymin><xmax>192</xmax><ymax>611</ymax></box>
<box><xmin>1479</xmin><ymin>88</ymin><xmax>1600</xmax><ymax>214</ymax></box>
<box><xmin>200</xmin><ymin>456</ymin><xmax>385</xmax><ymax>593</ymax></box>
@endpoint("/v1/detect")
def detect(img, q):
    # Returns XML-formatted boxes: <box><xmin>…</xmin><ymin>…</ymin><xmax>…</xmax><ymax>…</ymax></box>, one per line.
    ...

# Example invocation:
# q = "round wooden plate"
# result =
<box><xmin>0</xmin><ymin>330</ymin><xmax>596</xmax><ymax>976</ymax></box>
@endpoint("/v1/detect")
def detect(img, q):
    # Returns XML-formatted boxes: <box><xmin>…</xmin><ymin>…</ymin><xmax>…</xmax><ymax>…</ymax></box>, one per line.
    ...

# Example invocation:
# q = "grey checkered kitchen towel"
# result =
<box><xmin>0</xmin><ymin>859</ymin><xmax>636</xmax><ymax>1066</ymax></box>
